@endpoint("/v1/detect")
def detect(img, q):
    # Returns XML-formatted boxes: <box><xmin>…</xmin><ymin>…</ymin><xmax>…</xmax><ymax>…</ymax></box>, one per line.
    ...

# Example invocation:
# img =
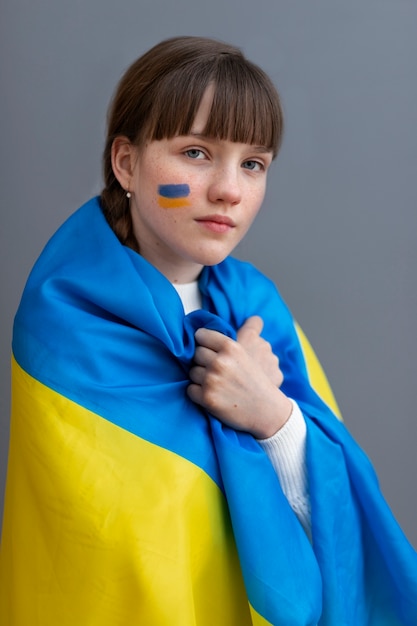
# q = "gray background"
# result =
<box><xmin>1</xmin><ymin>0</ymin><xmax>416</xmax><ymax>547</ymax></box>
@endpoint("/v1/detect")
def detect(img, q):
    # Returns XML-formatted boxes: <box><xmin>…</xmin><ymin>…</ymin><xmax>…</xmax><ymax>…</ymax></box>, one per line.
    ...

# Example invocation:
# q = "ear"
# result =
<box><xmin>111</xmin><ymin>137</ymin><xmax>138</xmax><ymax>191</ymax></box>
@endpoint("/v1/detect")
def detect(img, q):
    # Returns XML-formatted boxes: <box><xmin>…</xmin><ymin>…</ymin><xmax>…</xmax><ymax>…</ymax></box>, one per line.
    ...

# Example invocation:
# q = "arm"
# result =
<box><xmin>257</xmin><ymin>400</ymin><xmax>311</xmax><ymax>537</ymax></box>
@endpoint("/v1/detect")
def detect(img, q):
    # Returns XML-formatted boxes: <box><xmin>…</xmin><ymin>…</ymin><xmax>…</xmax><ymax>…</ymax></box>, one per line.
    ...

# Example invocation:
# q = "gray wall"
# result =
<box><xmin>1</xmin><ymin>1</ymin><xmax>416</xmax><ymax>547</ymax></box>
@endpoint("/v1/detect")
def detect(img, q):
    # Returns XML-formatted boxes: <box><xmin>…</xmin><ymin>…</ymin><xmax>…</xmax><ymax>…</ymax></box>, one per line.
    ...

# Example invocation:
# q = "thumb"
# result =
<box><xmin>237</xmin><ymin>315</ymin><xmax>264</xmax><ymax>341</ymax></box>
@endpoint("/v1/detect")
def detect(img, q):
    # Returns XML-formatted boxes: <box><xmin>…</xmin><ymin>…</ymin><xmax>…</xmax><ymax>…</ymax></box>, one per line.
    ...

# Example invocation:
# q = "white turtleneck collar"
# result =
<box><xmin>172</xmin><ymin>280</ymin><xmax>203</xmax><ymax>314</ymax></box>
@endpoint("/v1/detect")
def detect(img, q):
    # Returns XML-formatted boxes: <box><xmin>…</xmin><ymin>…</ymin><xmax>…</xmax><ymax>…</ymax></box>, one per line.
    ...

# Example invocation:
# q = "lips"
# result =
<box><xmin>196</xmin><ymin>214</ymin><xmax>235</xmax><ymax>226</ymax></box>
<box><xmin>196</xmin><ymin>214</ymin><xmax>236</xmax><ymax>234</ymax></box>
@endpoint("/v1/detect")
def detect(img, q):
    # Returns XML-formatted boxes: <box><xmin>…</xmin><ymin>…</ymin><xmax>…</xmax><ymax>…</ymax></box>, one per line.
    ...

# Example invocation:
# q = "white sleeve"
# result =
<box><xmin>257</xmin><ymin>399</ymin><xmax>311</xmax><ymax>537</ymax></box>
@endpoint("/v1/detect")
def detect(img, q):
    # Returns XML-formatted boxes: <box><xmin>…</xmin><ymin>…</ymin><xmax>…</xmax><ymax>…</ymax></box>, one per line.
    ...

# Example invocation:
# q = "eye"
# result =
<box><xmin>242</xmin><ymin>160</ymin><xmax>264</xmax><ymax>172</ymax></box>
<box><xmin>184</xmin><ymin>148</ymin><xmax>206</xmax><ymax>159</ymax></box>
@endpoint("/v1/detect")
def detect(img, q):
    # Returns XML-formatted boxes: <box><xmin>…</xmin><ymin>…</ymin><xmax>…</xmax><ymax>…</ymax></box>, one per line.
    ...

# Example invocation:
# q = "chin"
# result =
<box><xmin>193</xmin><ymin>241</ymin><xmax>239</xmax><ymax>267</ymax></box>
<box><xmin>194</xmin><ymin>250</ymin><xmax>232</xmax><ymax>267</ymax></box>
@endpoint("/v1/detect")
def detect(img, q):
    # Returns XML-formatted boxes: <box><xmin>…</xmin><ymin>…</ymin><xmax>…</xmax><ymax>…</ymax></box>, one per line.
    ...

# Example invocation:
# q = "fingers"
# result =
<box><xmin>236</xmin><ymin>315</ymin><xmax>264</xmax><ymax>342</ymax></box>
<box><xmin>194</xmin><ymin>317</ymin><xmax>264</xmax><ymax>353</ymax></box>
<box><xmin>190</xmin><ymin>330</ymin><xmax>240</xmax><ymax>410</ymax></box>
<box><xmin>188</xmin><ymin>364</ymin><xmax>206</xmax><ymax>385</ymax></box>
<box><xmin>191</xmin><ymin>336</ymin><xmax>241</xmax><ymax>380</ymax></box>
<box><xmin>194</xmin><ymin>327</ymin><xmax>233</xmax><ymax>352</ymax></box>
<box><xmin>193</xmin><ymin>345</ymin><xmax>216</xmax><ymax>367</ymax></box>
<box><xmin>235</xmin><ymin>316</ymin><xmax>284</xmax><ymax>388</ymax></box>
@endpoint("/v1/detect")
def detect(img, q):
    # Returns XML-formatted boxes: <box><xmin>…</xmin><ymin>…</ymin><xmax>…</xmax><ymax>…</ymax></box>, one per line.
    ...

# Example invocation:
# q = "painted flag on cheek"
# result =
<box><xmin>157</xmin><ymin>183</ymin><xmax>191</xmax><ymax>208</ymax></box>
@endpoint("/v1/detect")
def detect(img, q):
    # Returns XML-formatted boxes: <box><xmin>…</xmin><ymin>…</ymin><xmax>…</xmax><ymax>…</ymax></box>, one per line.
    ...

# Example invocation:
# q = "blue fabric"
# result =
<box><xmin>13</xmin><ymin>197</ymin><xmax>417</xmax><ymax>625</ymax></box>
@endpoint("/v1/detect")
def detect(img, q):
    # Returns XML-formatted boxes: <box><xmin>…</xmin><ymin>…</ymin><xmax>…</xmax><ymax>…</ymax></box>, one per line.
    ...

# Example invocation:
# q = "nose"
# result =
<box><xmin>207</xmin><ymin>166</ymin><xmax>242</xmax><ymax>206</ymax></box>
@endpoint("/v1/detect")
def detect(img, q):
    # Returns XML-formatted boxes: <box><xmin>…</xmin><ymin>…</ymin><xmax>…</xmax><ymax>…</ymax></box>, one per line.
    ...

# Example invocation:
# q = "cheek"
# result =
<box><xmin>244</xmin><ymin>184</ymin><xmax>264</xmax><ymax>210</ymax></box>
<box><xmin>157</xmin><ymin>183</ymin><xmax>191</xmax><ymax>209</ymax></box>
<box><xmin>252</xmin><ymin>183</ymin><xmax>267</xmax><ymax>211</ymax></box>
<box><xmin>242</xmin><ymin>187</ymin><xmax>266</xmax><ymax>227</ymax></box>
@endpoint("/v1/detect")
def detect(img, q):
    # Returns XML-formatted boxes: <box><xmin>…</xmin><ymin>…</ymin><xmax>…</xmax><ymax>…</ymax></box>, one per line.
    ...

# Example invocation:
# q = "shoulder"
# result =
<box><xmin>37</xmin><ymin>197</ymin><xmax>106</xmax><ymax>258</ymax></box>
<box><xmin>22</xmin><ymin>197</ymin><xmax>113</xmax><ymax>284</ymax></box>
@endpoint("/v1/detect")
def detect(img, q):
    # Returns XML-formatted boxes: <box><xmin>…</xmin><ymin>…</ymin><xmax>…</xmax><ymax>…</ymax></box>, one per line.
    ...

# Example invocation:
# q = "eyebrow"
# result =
<box><xmin>187</xmin><ymin>131</ymin><xmax>273</xmax><ymax>154</ymax></box>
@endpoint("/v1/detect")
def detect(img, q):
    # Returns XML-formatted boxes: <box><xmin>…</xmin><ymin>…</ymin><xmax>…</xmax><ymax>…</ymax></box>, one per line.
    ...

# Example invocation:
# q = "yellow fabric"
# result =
<box><xmin>295</xmin><ymin>322</ymin><xmax>342</xmax><ymax>420</ymax></box>
<box><xmin>249</xmin><ymin>605</ymin><xmax>273</xmax><ymax>625</ymax></box>
<box><xmin>0</xmin><ymin>359</ymin><xmax>252</xmax><ymax>625</ymax></box>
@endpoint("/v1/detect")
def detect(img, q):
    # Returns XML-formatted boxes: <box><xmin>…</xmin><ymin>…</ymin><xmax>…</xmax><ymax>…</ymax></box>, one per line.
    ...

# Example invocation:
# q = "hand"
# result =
<box><xmin>187</xmin><ymin>317</ymin><xmax>292</xmax><ymax>439</ymax></box>
<box><xmin>236</xmin><ymin>316</ymin><xmax>284</xmax><ymax>388</ymax></box>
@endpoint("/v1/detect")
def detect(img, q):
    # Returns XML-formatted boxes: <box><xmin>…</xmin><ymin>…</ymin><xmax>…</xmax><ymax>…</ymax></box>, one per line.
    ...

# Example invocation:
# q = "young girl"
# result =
<box><xmin>1</xmin><ymin>36</ymin><xmax>416</xmax><ymax>626</ymax></box>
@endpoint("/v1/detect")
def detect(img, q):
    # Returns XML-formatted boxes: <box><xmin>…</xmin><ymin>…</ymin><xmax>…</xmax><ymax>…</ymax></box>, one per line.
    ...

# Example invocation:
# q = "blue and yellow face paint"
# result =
<box><xmin>157</xmin><ymin>184</ymin><xmax>191</xmax><ymax>208</ymax></box>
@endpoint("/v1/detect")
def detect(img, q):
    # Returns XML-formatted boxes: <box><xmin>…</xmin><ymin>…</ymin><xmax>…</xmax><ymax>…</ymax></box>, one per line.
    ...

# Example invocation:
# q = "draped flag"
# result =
<box><xmin>1</xmin><ymin>197</ymin><xmax>417</xmax><ymax>625</ymax></box>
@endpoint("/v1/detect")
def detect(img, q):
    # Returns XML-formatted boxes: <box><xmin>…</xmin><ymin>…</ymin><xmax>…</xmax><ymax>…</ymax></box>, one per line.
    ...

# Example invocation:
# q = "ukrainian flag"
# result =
<box><xmin>1</xmin><ymin>197</ymin><xmax>417</xmax><ymax>625</ymax></box>
<box><xmin>157</xmin><ymin>183</ymin><xmax>191</xmax><ymax>208</ymax></box>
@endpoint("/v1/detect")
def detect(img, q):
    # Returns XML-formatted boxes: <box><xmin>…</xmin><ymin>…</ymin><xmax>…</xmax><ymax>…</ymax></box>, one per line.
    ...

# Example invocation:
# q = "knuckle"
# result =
<box><xmin>218</xmin><ymin>343</ymin><xmax>239</xmax><ymax>366</ymax></box>
<box><xmin>223</xmin><ymin>335</ymin><xmax>238</xmax><ymax>353</ymax></box>
<box><xmin>201</xmin><ymin>382</ymin><xmax>218</xmax><ymax>408</ymax></box>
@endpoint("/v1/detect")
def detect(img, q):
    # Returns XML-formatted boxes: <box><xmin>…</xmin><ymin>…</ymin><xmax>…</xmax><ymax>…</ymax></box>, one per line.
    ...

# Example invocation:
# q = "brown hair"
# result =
<box><xmin>101</xmin><ymin>36</ymin><xmax>284</xmax><ymax>247</ymax></box>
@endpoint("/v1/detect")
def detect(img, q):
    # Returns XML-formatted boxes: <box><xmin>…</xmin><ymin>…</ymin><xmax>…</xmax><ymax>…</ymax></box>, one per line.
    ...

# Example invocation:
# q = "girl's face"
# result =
<box><xmin>116</xmin><ymin>87</ymin><xmax>273</xmax><ymax>283</ymax></box>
